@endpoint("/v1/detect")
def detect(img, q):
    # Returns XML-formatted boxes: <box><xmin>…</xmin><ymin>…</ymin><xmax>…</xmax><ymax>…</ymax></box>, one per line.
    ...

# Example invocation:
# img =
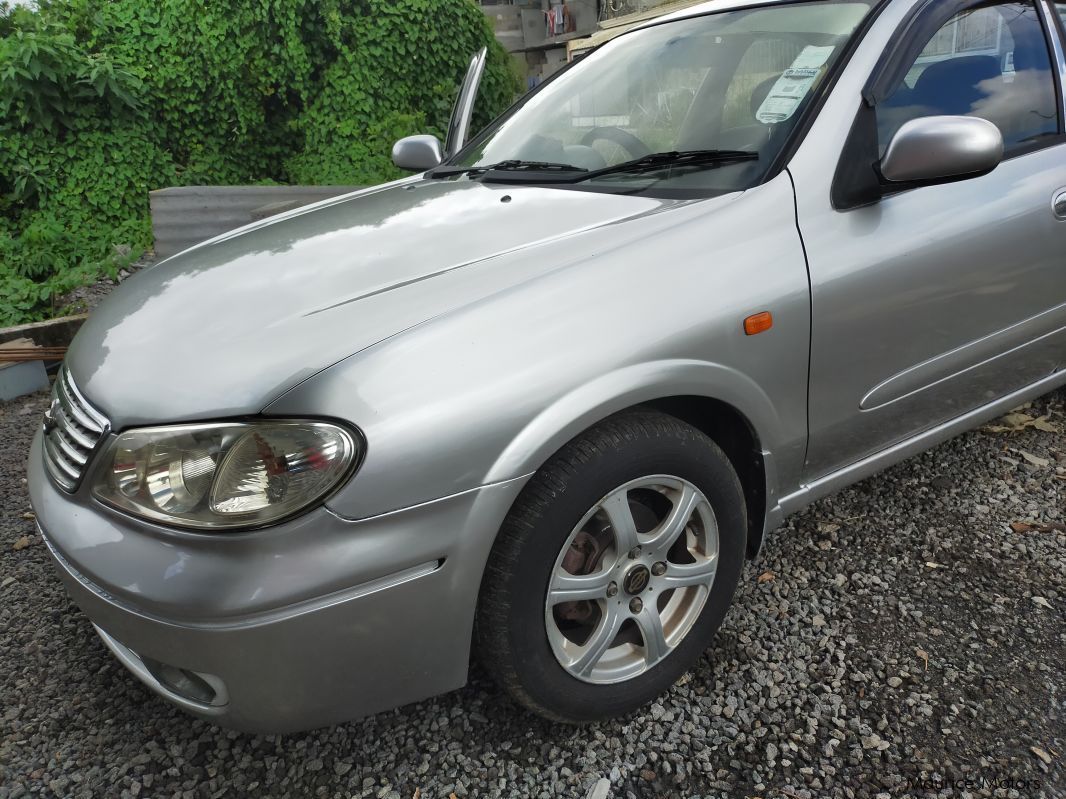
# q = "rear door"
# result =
<box><xmin>790</xmin><ymin>0</ymin><xmax>1066</xmax><ymax>479</ymax></box>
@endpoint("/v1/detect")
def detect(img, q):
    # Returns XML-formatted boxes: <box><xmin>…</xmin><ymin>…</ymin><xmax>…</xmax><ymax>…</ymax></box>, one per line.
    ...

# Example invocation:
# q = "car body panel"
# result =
<box><xmin>30</xmin><ymin>429</ymin><xmax>530</xmax><ymax>731</ymax></box>
<box><xmin>29</xmin><ymin>429</ymin><xmax>525</xmax><ymax>622</ymax></box>
<box><xmin>802</xmin><ymin>147</ymin><xmax>1066</xmax><ymax>476</ymax></box>
<box><xmin>786</xmin><ymin>0</ymin><xmax>1066</xmax><ymax>478</ymax></box>
<box><xmin>858</xmin><ymin>298</ymin><xmax>1066</xmax><ymax>411</ymax></box>
<box><xmin>267</xmin><ymin>172</ymin><xmax>811</xmax><ymax>520</ymax></box>
<box><xmin>68</xmin><ymin>180</ymin><xmax>678</xmax><ymax>429</ymax></box>
<box><xmin>778</xmin><ymin>366</ymin><xmax>1066</xmax><ymax>513</ymax></box>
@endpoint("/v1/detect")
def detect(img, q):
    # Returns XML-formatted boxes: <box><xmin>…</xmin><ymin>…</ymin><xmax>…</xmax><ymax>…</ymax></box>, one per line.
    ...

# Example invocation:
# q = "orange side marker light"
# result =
<box><xmin>743</xmin><ymin>311</ymin><xmax>774</xmax><ymax>336</ymax></box>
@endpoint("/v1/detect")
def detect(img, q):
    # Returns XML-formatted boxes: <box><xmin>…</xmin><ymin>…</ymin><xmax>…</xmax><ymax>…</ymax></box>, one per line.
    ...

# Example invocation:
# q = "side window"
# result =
<box><xmin>877</xmin><ymin>1</ymin><xmax>1060</xmax><ymax>154</ymax></box>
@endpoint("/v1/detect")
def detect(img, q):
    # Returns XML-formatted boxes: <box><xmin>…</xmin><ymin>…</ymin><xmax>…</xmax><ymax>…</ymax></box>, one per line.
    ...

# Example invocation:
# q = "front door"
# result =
<box><xmin>794</xmin><ymin>0</ymin><xmax>1066</xmax><ymax>478</ymax></box>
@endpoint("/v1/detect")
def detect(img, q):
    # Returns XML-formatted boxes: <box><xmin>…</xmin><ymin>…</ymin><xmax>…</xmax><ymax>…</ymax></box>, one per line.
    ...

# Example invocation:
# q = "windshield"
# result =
<box><xmin>450</xmin><ymin>1</ymin><xmax>874</xmax><ymax>196</ymax></box>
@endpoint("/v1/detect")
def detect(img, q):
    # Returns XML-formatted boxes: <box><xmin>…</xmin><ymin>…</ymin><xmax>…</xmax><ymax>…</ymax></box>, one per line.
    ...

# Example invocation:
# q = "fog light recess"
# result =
<box><xmin>144</xmin><ymin>658</ymin><xmax>228</xmax><ymax>707</ymax></box>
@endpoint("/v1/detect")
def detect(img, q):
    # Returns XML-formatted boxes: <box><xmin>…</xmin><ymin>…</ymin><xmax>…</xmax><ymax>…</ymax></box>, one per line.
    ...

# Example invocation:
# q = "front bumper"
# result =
<box><xmin>28</xmin><ymin>431</ymin><xmax>528</xmax><ymax>733</ymax></box>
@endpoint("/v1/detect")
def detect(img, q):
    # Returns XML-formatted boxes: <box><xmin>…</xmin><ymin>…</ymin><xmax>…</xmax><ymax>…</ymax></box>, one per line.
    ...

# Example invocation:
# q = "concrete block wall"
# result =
<box><xmin>566</xmin><ymin>0</ymin><xmax>600</xmax><ymax>36</ymax></box>
<box><xmin>518</xmin><ymin>0</ymin><xmax>598</xmax><ymax>48</ymax></box>
<box><xmin>480</xmin><ymin>3</ymin><xmax>526</xmax><ymax>52</ymax></box>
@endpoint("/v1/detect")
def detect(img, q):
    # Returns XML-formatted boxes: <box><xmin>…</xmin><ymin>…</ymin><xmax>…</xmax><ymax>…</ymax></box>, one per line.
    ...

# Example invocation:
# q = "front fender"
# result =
<box><xmin>266</xmin><ymin>173</ymin><xmax>809</xmax><ymax>522</ymax></box>
<box><xmin>484</xmin><ymin>358</ymin><xmax>783</xmax><ymax>484</ymax></box>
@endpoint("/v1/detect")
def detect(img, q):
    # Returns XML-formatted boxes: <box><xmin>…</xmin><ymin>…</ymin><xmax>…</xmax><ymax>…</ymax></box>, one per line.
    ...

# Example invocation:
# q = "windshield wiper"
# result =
<box><xmin>429</xmin><ymin>159</ymin><xmax>588</xmax><ymax>179</ymax></box>
<box><xmin>575</xmin><ymin>150</ymin><xmax>758</xmax><ymax>181</ymax></box>
<box><xmin>427</xmin><ymin>150</ymin><xmax>754</xmax><ymax>184</ymax></box>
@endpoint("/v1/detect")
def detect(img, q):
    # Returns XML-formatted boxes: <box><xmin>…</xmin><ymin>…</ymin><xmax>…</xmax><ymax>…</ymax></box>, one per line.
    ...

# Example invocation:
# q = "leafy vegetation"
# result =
<box><xmin>0</xmin><ymin>0</ymin><xmax>519</xmax><ymax>326</ymax></box>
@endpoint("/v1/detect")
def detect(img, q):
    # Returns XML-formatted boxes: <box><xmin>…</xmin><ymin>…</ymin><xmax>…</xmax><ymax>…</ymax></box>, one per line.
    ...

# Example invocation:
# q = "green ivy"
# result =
<box><xmin>0</xmin><ymin>0</ymin><xmax>520</xmax><ymax>326</ymax></box>
<box><xmin>286</xmin><ymin>0</ymin><xmax>521</xmax><ymax>185</ymax></box>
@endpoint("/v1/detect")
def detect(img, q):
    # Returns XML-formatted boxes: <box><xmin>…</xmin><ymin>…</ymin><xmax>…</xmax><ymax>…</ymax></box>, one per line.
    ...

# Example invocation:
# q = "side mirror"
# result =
<box><xmin>880</xmin><ymin>115</ymin><xmax>1003</xmax><ymax>184</ymax></box>
<box><xmin>392</xmin><ymin>135</ymin><xmax>443</xmax><ymax>172</ymax></box>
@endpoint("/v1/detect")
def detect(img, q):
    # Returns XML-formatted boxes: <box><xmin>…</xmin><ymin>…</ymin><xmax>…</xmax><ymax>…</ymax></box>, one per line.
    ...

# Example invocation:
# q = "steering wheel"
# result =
<box><xmin>580</xmin><ymin>126</ymin><xmax>652</xmax><ymax>159</ymax></box>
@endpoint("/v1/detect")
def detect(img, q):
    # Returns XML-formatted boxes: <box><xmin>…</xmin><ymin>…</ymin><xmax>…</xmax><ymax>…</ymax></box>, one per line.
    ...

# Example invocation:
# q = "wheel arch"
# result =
<box><xmin>641</xmin><ymin>396</ymin><xmax>768</xmax><ymax>558</ymax></box>
<box><xmin>483</xmin><ymin>359</ymin><xmax>781</xmax><ymax>558</ymax></box>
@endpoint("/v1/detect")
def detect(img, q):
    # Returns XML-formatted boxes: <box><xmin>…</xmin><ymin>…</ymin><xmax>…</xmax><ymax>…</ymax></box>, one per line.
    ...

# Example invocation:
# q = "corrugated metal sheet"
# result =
<box><xmin>149</xmin><ymin>186</ymin><xmax>362</xmax><ymax>259</ymax></box>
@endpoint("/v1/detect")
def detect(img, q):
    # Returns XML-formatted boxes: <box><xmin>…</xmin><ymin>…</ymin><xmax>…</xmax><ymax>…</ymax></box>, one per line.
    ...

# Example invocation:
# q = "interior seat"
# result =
<box><xmin>713</xmin><ymin>75</ymin><xmax>783</xmax><ymax>151</ymax></box>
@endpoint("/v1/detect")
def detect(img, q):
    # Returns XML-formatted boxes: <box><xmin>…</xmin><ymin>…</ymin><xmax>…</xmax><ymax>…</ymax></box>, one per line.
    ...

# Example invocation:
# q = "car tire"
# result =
<box><xmin>476</xmin><ymin>409</ymin><xmax>747</xmax><ymax>723</ymax></box>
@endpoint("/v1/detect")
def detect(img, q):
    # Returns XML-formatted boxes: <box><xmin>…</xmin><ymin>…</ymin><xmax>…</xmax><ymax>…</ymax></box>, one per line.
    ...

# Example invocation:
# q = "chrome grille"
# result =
<box><xmin>42</xmin><ymin>367</ymin><xmax>110</xmax><ymax>492</ymax></box>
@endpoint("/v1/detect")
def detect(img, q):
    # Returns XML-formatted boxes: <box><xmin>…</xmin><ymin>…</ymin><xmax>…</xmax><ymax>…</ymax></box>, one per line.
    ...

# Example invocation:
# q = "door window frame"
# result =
<box><xmin>831</xmin><ymin>0</ymin><xmax>1066</xmax><ymax>210</ymax></box>
<box><xmin>1041</xmin><ymin>0</ymin><xmax>1066</xmax><ymax>78</ymax></box>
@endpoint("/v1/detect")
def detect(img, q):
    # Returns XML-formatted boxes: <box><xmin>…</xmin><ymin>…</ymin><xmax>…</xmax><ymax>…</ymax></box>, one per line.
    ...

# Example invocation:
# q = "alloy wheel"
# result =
<box><xmin>544</xmin><ymin>475</ymin><xmax>720</xmax><ymax>684</ymax></box>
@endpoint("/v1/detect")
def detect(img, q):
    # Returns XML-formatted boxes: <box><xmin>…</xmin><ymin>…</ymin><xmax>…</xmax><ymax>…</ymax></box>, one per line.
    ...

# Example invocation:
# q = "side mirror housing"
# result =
<box><xmin>880</xmin><ymin>115</ymin><xmax>1003</xmax><ymax>184</ymax></box>
<box><xmin>392</xmin><ymin>135</ymin><xmax>443</xmax><ymax>172</ymax></box>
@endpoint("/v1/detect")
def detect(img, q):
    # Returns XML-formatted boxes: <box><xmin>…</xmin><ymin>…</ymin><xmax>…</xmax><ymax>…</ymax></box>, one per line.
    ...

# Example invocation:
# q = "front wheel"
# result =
<box><xmin>476</xmin><ymin>410</ymin><xmax>747</xmax><ymax>722</ymax></box>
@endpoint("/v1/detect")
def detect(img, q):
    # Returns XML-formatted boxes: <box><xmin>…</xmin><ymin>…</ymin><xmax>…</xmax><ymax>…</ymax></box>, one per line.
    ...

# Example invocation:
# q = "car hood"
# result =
<box><xmin>68</xmin><ymin>179</ymin><xmax>682</xmax><ymax>428</ymax></box>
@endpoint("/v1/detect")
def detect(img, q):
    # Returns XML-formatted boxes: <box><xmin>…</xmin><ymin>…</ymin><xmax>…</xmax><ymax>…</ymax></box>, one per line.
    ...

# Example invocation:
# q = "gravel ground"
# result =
<box><xmin>1</xmin><ymin>387</ymin><xmax>1063</xmax><ymax>799</ymax></box>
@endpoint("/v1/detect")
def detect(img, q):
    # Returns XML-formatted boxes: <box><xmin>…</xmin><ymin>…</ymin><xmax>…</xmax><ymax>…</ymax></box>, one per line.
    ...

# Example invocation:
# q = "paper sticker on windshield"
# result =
<box><xmin>755</xmin><ymin>45</ymin><xmax>835</xmax><ymax>124</ymax></box>
<box><xmin>788</xmin><ymin>45</ymin><xmax>835</xmax><ymax>71</ymax></box>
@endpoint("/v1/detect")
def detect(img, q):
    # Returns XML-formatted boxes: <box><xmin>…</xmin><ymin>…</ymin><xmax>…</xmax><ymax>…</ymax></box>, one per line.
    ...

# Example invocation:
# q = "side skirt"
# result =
<box><xmin>767</xmin><ymin>367</ymin><xmax>1066</xmax><ymax>526</ymax></box>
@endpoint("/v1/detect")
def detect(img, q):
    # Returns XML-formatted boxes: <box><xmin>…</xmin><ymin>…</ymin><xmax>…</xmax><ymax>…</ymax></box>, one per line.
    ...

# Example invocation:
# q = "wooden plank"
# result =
<box><xmin>0</xmin><ymin>314</ymin><xmax>87</xmax><ymax>350</ymax></box>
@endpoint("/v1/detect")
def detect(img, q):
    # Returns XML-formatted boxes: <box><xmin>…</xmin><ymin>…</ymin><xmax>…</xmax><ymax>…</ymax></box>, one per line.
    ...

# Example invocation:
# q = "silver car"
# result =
<box><xmin>28</xmin><ymin>0</ymin><xmax>1066</xmax><ymax>732</ymax></box>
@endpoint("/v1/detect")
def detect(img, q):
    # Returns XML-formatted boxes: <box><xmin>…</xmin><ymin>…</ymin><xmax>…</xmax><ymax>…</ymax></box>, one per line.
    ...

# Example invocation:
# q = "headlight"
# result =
<box><xmin>91</xmin><ymin>421</ymin><xmax>359</xmax><ymax>530</ymax></box>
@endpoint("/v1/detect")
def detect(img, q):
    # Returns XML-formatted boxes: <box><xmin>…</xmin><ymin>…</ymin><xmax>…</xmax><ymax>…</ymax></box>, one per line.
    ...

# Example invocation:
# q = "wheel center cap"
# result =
<box><xmin>623</xmin><ymin>564</ymin><xmax>651</xmax><ymax>595</ymax></box>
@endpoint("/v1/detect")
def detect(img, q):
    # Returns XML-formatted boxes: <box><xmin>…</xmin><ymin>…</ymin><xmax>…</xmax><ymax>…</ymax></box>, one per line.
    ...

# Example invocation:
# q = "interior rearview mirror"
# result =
<box><xmin>880</xmin><ymin>115</ymin><xmax>1003</xmax><ymax>184</ymax></box>
<box><xmin>392</xmin><ymin>135</ymin><xmax>444</xmax><ymax>173</ymax></box>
